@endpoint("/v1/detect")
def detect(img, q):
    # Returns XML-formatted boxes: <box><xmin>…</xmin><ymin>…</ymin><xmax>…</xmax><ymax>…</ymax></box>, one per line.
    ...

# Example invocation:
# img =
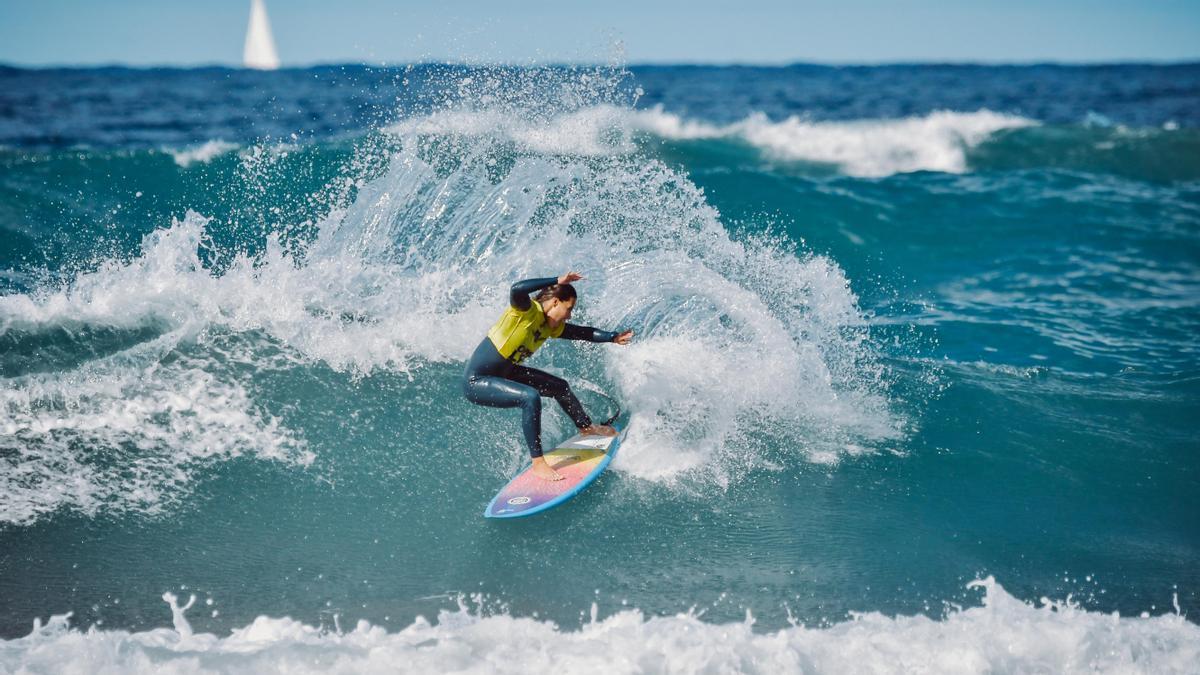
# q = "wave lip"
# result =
<box><xmin>4</xmin><ymin>577</ymin><xmax>1197</xmax><ymax>674</ymax></box>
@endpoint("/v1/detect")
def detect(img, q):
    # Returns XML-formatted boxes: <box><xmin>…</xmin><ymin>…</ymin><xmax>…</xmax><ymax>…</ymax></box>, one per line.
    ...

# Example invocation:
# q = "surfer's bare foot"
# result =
<box><xmin>580</xmin><ymin>424</ymin><xmax>617</xmax><ymax>437</ymax></box>
<box><xmin>531</xmin><ymin>456</ymin><xmax>564</xmax><ymax>481</ymax></box>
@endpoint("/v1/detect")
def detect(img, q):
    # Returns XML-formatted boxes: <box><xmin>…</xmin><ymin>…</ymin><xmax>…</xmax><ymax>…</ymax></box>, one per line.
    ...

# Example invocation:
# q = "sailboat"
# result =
<box><xmin>243</xmin><ymin>0</ymin><xmax>280</xmax><ymax>70</ymax></box>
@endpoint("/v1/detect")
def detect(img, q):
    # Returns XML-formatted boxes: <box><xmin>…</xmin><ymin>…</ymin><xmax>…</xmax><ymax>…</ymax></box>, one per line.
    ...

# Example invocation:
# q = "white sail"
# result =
<box><xmin>243</xmin><ymin>0</ymin><xmax>280</xmax><ymax>70</ymax></box>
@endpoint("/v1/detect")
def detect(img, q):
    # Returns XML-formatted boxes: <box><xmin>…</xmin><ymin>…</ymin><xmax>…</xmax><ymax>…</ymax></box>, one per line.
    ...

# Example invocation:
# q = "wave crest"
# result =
<box><xmin>386</xmin><ymin>105</ymin><xmax>1037</xmax><ymax>177</ymax></box>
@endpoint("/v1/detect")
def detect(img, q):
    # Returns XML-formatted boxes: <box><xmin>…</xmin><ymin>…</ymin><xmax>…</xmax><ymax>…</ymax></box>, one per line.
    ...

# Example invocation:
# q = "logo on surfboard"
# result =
<box><xmin>507</xmin><ymin>496</ymin><xmax>531</xmax><ymax>505</ymax></box>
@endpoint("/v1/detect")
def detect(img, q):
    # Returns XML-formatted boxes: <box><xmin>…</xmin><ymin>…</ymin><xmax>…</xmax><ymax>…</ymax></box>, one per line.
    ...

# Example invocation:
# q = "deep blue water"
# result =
<box><xmin>1</xmin><ymin>63</ymin><xmax>1198</xmax><ymax>671</ymax></box>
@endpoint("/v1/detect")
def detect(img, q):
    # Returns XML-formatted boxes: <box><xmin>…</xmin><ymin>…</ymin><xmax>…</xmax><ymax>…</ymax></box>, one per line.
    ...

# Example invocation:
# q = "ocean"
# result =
<box><xmin>1</xmin><ymin>62</ymin><xmax>1198</xmax><ymax>672</ymax></box>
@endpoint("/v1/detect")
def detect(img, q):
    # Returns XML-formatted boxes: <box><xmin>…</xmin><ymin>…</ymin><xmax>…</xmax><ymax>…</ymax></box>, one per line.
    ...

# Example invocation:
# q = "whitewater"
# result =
<box><xmin>6</xmin><ymin>579</ymin><xmax>1198</xmax><ymax>674</ymax></box>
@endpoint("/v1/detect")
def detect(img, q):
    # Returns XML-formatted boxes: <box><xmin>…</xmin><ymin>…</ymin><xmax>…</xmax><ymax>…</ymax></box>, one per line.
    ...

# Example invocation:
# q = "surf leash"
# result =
<box><xmin>576</xmin><ymin>378</ymin><xmax>622</xmax><ymax>426</ymax></box>
<box><xmin>597</xmin><ymin>391</ymin><xmax>622</xmax><ymax>426</ymax></box>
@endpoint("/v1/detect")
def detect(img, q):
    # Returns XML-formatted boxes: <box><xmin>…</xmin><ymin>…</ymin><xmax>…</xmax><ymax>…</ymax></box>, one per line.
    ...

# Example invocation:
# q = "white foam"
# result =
<box><xmin>629</xmin><ymin>106</ymin><xmax>1038</xmax><ymax>176</ymax></box>
<box><xmin>731</xmin><ymin>110</ymin><xmax>1034</xmax><ymax>176</ymax></box>
<box><xmin>168</xmin><ymin>140</ymin><xmax>239</xmax><ymax>168</ymax></box>
<box><xmin>0</xmin><ymin>326</ymin><xmax>311</xmax><ymax>526</ymax></box>
<box><xmin>386</xmin><ymin>105</ymin><xmax>1036</xmax><ymax>177</ymax></box>
<box><xmin>4</xmin><ymin>578</ymin><xmax>1197</xmax><ymax>674</ymax></box>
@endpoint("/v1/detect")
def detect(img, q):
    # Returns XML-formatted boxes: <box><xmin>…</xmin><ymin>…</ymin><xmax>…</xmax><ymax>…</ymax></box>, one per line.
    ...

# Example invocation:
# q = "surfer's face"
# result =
<box><xmin>543</xmin><ymin>297</ymin><xmax>575</xmax><ymax>328</ymax></box>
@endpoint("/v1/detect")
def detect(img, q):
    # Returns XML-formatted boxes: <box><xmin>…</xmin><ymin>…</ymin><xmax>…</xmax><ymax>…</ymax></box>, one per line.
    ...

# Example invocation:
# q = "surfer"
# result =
<box><xmin>463</xmin><ymin>272</ymin><xmax>633</xmax><ymax>481</ymax></box>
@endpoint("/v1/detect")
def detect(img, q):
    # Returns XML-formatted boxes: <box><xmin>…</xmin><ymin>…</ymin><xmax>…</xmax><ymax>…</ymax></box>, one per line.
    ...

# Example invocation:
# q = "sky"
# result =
<box><xmin>1</xmin><ymin>0</ymin><xmax>1197</xmax><ymax>67</ymax></box>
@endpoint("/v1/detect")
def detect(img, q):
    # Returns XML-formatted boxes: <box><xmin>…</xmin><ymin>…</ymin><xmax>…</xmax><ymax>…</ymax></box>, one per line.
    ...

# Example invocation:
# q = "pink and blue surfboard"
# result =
<box><xmin>484</xmin><ymin>422</ymin><xmax>627</xmax><ymax>519</ymax></box>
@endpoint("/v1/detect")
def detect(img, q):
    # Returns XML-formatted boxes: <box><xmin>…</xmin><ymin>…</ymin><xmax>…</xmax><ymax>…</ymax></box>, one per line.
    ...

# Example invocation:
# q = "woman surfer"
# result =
<box><xmin>463</xmin><ymin>272</ymin><xmax>633</xmax><ymax>481</ymax></box>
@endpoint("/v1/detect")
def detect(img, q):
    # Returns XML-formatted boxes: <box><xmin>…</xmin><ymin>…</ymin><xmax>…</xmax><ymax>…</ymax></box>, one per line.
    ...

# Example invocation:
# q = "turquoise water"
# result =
<box><xmin>1</xmin><ymin>64</ymin><xmax>1198</xmax><ymax>671</ymax></box>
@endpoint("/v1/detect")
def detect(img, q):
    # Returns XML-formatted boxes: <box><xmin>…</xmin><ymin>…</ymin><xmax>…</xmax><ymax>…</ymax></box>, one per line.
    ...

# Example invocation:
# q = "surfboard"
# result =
<box><xmin>484</xmin><ymin>421</ymin><xmax>627</xmax><ymax>519</ymax></box>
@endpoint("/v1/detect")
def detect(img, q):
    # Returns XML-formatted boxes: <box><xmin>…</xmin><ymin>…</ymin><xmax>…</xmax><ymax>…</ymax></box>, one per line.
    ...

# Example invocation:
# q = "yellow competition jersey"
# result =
<box><xmin>486</xmin><ymin>300</ymin><xmax>565</xmax><ymax>364</ymax></box>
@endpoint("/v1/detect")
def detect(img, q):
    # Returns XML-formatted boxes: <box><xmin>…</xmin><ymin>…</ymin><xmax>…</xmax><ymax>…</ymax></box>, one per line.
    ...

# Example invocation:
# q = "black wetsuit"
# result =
<box><xmin>462</xmin><ymin>277</ymin><xmax>618</xmax><ymax>458</ymax></box>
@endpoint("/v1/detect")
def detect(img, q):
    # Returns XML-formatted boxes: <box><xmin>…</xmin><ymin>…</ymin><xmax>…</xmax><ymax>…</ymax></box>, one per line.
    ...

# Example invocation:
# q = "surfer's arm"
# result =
<box><xmin>559</xmin><ymin>323</ymin><xmax>619</xmax><ymax>342</ymax></box>
<box><xmin>508</xmin><ymin>277</ymin><xmax>557</xmax><ymax>310</ymax></box>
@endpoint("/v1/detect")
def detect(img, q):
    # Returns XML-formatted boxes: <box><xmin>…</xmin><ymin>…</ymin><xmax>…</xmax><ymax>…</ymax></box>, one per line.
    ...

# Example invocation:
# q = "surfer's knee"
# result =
<box><xmin>519</xmin><ymin>386</ymin><xmax>541</xmax><ymax>411</ymax></box>
<box><xmin>544</xmin><ymin>375</ymin><xmax>570</xmax><ymax>397</ymax></box>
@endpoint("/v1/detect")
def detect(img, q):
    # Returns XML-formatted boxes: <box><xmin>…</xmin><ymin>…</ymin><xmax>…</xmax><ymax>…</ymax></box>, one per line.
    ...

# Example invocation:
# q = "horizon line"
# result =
<box><xmin>3</xmin><ymin>57</ymin><xmax>1200</xmax><ymax>71</ymax></box>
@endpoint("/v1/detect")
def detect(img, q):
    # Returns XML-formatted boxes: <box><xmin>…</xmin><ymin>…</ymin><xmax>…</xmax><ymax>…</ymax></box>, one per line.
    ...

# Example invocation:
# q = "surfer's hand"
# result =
<box><xmin>558</xmin><ymin>271</ymin><xmax>584</xmax><ymax>285</ymax></box>
<box><xmin>613</xmin><ymin>330</ymin><xmax>633</xmax><ymax>345</ymax></box>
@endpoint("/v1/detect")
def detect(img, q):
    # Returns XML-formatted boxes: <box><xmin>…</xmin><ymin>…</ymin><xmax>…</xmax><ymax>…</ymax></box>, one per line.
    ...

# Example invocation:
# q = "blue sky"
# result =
<box><xmin>1</xmin><ymin>0</ymin><xmax>1197</xmax><ymax>66</ymax></box>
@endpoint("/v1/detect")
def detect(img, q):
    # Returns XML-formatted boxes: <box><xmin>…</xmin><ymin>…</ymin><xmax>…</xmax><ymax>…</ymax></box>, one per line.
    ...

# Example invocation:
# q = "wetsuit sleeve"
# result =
<box><xmin>509</xmin><ymin>277</ymin><xmax>558</xmax><ymax>310</ymax></box>
<box><xmin>559</xmin><ymin>323</ymin><xmax>619</xmax><ymax>342</ymax></box>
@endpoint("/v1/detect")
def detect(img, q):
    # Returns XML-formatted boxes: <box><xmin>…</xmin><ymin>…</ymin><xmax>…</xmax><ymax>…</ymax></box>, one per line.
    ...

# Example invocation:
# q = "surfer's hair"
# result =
<box><xmin>536</xmin><ymin>283</ymin><xmax>577</xmax><ymax>304</ymax></box>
